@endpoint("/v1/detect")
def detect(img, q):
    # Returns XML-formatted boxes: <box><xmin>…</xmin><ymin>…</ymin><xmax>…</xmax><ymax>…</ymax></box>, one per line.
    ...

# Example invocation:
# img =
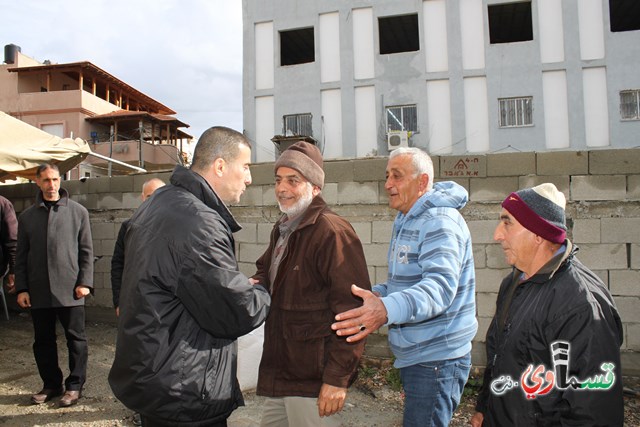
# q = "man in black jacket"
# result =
<box><xmin>472</xmin><ymin>183</ymin><xmax>623</xmax><ymax>426</ymax></box>
<box><xmin>111</xmin><ymin>177</ymin><xmax>165</xmax><ymax>317</ymax></box>
<box><xmin>109</xmin><ymin>126</ymin><xmax>271</xmax><ymax>427</ymax></box>
<box><xmin>15</xmin><ymin>163</ymin><xmax>93</xmax><ymax>408</ymax></box>
<box><xmin>110</xmin><ymin>177</ymin><xmax>164</xmax><ymax>426</ymax></box>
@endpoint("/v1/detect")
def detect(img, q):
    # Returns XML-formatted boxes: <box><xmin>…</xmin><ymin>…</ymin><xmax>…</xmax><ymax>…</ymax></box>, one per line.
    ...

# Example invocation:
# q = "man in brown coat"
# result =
<box><xmin>252</xmin><ymin>141</ymin><xmax>371</xmax><ymax>426</ymax></box>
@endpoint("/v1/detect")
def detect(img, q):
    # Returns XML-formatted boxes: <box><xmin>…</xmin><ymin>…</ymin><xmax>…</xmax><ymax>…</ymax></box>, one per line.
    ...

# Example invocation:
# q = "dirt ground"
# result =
<box><xmin>0</xmin><ymin>307</ymin><xmax>468</xmax><ymax>426</ymax></box>
<box><xmin>0</xmin><ymin>307</ymin><xmax>638</xmax><ymax>426</ymax></box>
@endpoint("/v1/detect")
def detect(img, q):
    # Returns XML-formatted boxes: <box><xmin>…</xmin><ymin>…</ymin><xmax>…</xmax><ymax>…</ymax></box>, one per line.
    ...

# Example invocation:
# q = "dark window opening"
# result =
<box><xmin>610</xmin><ymin>0</ymin><xmax>640</xmax><ymax>32</ymax></box>
<box><xmin>488</xmin><ymin>2</ymin><xmax>533</xmax><ymax>44</ymax></box>
<box><xmin>379</xmin><ymin>14</ymin><xmax>420</xmax><ymax>55</ymax></box>
<box><xmin>280</xmin><ymin>27</ymin><xmax>315</xmax><ymax>66</ymax></box>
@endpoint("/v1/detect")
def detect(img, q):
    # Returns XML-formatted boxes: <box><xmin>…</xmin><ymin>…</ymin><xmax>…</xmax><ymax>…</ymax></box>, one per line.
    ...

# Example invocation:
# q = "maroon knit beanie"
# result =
<box><xmin>274</xmin><ymin>141</ymin><xmax>325</xmax><ymax>189</ymax></box>
<box><xmin>502</xmin><ymin>183</ymin><xmax>567</xmax><ymax>243</ymax></box>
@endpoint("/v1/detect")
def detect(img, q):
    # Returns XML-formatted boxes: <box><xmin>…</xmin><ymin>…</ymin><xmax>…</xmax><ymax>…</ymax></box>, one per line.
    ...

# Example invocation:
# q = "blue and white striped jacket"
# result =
<box><xmin>374</xmin><ymin>181</ymin><xmax>477</xmax><ymax>368</ymax></box>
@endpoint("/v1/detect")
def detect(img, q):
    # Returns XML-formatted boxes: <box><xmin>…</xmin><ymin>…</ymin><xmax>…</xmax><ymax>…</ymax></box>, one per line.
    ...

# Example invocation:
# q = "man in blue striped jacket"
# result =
<box><xmin>332</xmin><ymin>147</ymin><xmax>477</xmax><ymax>427</ymax></box>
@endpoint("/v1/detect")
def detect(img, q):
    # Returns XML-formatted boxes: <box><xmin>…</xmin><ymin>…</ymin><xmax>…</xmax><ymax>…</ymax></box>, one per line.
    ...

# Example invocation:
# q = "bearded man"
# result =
<box><xmin>251</xmin><ymin>141</ymin><xmax>371</xmax><ymax>426</ymax></box>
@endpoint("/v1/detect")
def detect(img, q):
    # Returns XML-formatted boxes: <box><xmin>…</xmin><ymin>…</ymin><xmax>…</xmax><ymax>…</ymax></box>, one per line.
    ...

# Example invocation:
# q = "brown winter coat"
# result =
<box><xmin>253</xmin><ymin>196</ymin><xmax>371</xmax><ymax>398</ymax></box>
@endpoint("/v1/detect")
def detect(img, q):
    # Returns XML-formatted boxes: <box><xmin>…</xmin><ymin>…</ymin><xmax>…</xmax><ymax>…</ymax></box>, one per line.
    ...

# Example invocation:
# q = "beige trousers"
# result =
<box><xmin>259</xmin><ymin>396</ymin><xmax>343</xmax><ymax>427</ymax></box>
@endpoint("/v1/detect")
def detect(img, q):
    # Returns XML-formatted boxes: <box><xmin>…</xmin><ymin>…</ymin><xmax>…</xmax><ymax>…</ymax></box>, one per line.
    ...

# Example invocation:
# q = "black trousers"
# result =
<box><xmin>30</xmin><ymin>306</ymin><xmax>88</xmax><ymax>391</ymax></box>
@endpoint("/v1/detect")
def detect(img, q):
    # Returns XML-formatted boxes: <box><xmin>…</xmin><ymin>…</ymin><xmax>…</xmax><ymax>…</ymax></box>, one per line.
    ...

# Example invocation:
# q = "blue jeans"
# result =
<box><xmin>399</xmin><ymin>352</ymin><xmax>471</xmax><ymax>427</ymax></box>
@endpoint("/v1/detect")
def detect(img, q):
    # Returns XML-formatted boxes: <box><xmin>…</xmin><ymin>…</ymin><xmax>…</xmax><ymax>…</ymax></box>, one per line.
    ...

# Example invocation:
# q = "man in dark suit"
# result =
<box><xmin>15</xmin><ymin>163</ymin><xmax>93</xmax><ymax>408</ymax></box>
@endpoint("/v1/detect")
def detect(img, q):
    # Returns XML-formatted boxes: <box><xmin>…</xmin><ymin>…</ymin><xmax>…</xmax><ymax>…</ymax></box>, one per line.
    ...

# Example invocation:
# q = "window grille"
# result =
<box><xmin>386</xmin><ymin>105</ymin><xmax>417</xmax><ymax>132</ymax></box>
<box><xmin>283</xmin><ymin>113</ymin><xmax>313</xmax><ymax>136</ymax></box>
<box><xmin>499</xmin><ymin>97</ymin><xmax>533</xmax><ymax>127</ymax></box>
<box><xmin>620</xmin><ymin>90</ymin><xmax>640</xmax><ymax>120</ymax></box>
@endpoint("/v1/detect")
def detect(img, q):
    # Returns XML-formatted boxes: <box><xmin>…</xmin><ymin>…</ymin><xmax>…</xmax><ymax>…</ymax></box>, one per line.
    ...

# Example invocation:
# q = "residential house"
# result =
<box><xmin>0</xmin><ymin>44</ymin><xmax>191</xmax><ymax>178</ymax></box>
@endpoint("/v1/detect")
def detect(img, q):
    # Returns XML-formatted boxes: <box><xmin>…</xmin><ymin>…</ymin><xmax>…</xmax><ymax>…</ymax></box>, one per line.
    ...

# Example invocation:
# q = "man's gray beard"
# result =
<box><xmin>278</xmin><ymin>185</ymin><xmax>314</xmax><ymax>218</ymax></box>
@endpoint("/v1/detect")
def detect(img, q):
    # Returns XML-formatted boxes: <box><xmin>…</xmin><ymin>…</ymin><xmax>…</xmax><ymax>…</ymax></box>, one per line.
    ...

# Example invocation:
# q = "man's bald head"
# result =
<box><xmin>142</xmin><ymin>178</ymin><xmax>165</xmax><ymax>201</ymax></box>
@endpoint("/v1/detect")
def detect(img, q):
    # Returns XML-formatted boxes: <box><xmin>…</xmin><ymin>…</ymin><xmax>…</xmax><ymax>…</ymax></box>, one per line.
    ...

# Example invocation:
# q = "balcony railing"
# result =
<box><xmin>87</xmin><ymin>140</ymin><xmax>181</xmax><ymax>170</ymax></box>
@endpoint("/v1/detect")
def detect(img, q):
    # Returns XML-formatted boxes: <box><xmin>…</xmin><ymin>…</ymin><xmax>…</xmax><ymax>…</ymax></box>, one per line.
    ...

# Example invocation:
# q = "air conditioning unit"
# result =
<box><xmin>387</xmin><ymin>131</ymin><xmax>409</xmax><ymax>150</ymax></box>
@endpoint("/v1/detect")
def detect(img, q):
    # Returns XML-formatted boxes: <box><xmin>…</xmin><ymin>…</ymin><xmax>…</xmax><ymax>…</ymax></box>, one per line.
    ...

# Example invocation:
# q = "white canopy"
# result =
<box><xmin>0</xmin><ymin>111</ymin><xmax>91</xmax><ymax>182</ymax></box>
<box><xmin>0</xmin><ymin>111</ymin><xmax>145</xmax><ymax>181</ymax></box>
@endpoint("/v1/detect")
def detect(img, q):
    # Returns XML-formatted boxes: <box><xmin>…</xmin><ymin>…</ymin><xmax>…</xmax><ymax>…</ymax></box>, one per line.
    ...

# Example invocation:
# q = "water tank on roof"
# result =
<box><xmin>4</xmin><ymin>44</ymin><xmax>21</xmax><ymax>64</ymax></box>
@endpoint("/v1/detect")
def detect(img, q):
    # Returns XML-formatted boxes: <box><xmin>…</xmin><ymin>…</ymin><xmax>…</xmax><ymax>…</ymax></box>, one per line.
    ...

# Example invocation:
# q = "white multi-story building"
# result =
<box><xmin>243</xmin><ymin>0</ymin><xmax>640</xmax><ymax>162</ymax></box>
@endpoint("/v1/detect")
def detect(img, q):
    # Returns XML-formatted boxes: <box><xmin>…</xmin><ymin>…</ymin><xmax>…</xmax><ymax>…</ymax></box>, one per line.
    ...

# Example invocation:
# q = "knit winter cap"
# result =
<box><xmin>502</xmin><ymin>183</ymin><xmax>567</xmax><ymax>243</ymax></box>
<box><xmin>274</xmin><ymin>141</ymin><xmax>325</xmax><ymax>189</ymax></box>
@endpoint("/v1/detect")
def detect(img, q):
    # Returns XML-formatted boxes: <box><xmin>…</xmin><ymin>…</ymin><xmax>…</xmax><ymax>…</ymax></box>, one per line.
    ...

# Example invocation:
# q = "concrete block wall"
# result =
<box><xmin>232</xmin><ymin>148</ymin><xmax>640</xmax><ymax>375</ymax></box>
<box><xmin>2</xmin><ymin>148</ymin><xmax>639</xmax><ymax>375</ymax></box>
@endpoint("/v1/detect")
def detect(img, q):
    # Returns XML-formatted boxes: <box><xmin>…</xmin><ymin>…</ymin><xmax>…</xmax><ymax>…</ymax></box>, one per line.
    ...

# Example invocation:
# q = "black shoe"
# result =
<box><xmin>31</xmin><ymin>388</ymin><xmax>64</xmax><ymax>405</ymax></box>
<box><xmin>59</xmin><ymin>390</ymin><xmax>81</xmax><ymax>407</ymax></box>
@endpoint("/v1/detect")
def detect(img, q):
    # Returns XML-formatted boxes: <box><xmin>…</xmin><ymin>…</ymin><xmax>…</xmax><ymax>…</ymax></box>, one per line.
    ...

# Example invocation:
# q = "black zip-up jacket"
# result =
<box><xmin>108</xmin><ymin>166</ymin><xmax>271</xmax><ymax>426</ymax></box>
<box><xmin>476</xmin><ymin>241</ymin><xmax>623</xmax><ymax>426</ymax></box>
<box><xmin>110</xmin><ymin>218</ymin><xmax>129</xmax><ymax>308</ymax></box>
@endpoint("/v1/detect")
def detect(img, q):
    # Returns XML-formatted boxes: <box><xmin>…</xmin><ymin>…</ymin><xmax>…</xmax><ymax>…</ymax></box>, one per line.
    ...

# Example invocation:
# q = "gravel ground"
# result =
<box><xmin>1</xmin><ymin>307</ymin><xmax>638</xmax><ymax>426</ymax></box>
<box><xmin>0</xmin><ymin>308</ymin><xmax>409</xmax><ymax>427</ymax></box>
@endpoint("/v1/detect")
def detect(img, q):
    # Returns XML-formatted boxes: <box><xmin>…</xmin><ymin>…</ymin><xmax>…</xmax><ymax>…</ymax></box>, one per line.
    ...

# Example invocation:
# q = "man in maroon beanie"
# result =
<box><xmin>252</xmin><ymin>141</ymin><xmax>371</xmax><ymax>426</ymax></box>
<box><xmin>472</xmin><ymin>183</ymin><xmax>623</xmax><ymax>426</ymax></box>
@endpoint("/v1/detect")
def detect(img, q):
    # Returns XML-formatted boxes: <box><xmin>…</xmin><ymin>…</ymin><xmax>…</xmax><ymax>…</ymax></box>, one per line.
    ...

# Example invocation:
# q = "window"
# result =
<box><xmin>386</xmin><ymin>105</ymin><xmax>417</xmax><ymax>132</ymax></box>
<box><xmin>499</xmin><ymin>97</ymin><xmax>533</xmax><ymax>127</ymax></box>
<box><xmin>41</xmin><ymin>123</ymin><xmax>65</xmax><ymax>137</ymax></box>
<box><xmin>280</xmin><ymin>27</ymin><xmax>315</xmax><ymax>66</ymax></box>
<box><xmin>283</xmin><ymin>113</ymin><xmax>313</xmax><ymax>136</ymax></box>
<box><xmin>378</xmin><ymin>14</ymin><xmax>420</xmax><ymax>54</ymax></box>
<box><xmin>620</xmin><ymin>90</ymin><xmax>640</xmax><ymax>120</ymax></box>
<box><xmin>610</xmin><ymin>0</ymin><xmax>640</xmax><ymax>32</ymax></box>
<box><xmin>488</xmin><ymin>2</ymin><xmax>533</xmax><ymax>44</ymax></box>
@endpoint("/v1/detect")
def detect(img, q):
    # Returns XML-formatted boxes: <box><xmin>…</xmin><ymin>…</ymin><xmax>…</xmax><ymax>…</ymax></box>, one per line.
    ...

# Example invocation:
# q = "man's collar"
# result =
<box><xmin>36</xmin><ymin>188</ymin><xmax>69</xmax><ymax>207</ymax></box>
<box><xmin>520</xmin><ymin>240</ymin><xmax>573</xmax><ymax>283</ymax></box>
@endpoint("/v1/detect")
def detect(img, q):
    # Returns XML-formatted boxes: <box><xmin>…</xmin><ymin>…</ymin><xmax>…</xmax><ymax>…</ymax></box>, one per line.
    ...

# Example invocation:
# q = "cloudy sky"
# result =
<box><xmin>1</xmin><ymin>0</ymin><xmax>243</xmax><ymax>142</ymax></box>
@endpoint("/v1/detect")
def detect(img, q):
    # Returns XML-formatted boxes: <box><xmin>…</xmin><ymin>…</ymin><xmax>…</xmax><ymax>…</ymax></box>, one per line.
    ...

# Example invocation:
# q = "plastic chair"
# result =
<box><xmin>0</xmin><ymin>274</ymin><xmax>9</xmax><ymax>320</ymax></box>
